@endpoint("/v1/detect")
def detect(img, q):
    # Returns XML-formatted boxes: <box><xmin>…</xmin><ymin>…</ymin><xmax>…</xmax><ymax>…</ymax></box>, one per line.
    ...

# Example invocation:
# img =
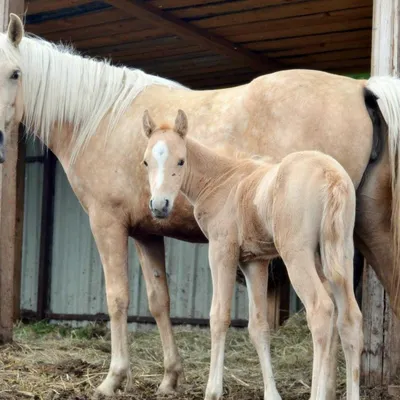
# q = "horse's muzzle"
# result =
<box><xmin>149</xmin><ymin>198</ymin><xmax>170</xmax><ymax>219</ymax></box>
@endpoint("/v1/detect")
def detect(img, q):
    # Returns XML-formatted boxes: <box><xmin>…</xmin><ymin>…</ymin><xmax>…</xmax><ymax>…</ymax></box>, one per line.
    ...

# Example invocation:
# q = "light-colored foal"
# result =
<box><xmin>142</xmin><ymin>109</ymin><xmax>363</xmax><ymax>400</ymax></box>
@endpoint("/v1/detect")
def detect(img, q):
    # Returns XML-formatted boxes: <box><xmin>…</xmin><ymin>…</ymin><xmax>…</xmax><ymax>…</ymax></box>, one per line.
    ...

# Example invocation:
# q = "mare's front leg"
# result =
<box><xmin>240</xmin><ymin>261</ymin><xmax>281</xmax><ymax>400</ymax></box>
<box><xmin>134</xmin><ymin>235</ymin><xmax>184</xmax><ymax>394</ymax></box>
<box><xmin>205</xmin><ymin>240</ymin><xmax>238</xmax><ymax>400</ymax></box>
<box><xmin>90</xmin><ymin>212</ymin><xmax>131</xmax><ymax>396</ymax></box>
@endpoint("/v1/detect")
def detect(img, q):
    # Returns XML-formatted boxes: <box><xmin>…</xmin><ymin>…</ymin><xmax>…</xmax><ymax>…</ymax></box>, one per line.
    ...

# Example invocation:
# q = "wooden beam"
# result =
<box><xmin>13</xmin><ymin>126</ymin><xmax>25</xmax><ymax>321</ymax></box>
<box><xmin>362</xmin><ymin>0</ymin><xmax>400</xmax><ymax>391</ymax></box>
<box><xmin>102</xmin><ymin>0</ymin><xmax>283</xmax><ymax>74</ymax></box>
<box><xmin>0</xmin><ymin>0</ymin><xmax>25</xmax><ymax>343</ymax></box>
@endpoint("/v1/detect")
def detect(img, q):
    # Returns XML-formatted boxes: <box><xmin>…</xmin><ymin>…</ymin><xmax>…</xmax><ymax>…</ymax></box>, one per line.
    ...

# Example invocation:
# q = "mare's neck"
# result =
<box><xmin>19</xmin><ymin>36</ymin><xmax>183</xmax><ymax>164</ymax></box>
<box><xmin>181</xmin><ymin>138</ymin><xmax>238</xmax><ymax>204</ymax></box>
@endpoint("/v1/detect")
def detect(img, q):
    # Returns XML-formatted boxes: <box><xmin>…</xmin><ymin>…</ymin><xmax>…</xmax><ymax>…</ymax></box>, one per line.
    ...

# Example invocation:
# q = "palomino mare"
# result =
<box><xmin>1</xmin><ymin>14</ymin><xmax>400</xmax><ymax>397</ymax></box>
<box><xmin>142</xmin><ymin>109</ymin><xmax>363</xmax><ymax>400</ymax></box>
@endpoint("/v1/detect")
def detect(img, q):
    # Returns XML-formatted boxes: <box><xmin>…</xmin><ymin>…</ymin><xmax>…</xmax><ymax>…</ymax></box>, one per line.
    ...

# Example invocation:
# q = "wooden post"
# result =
<box><xmin>0</xmin><ymin>0</ymin><xmax>25</xmax><ymax>343</ymax></box>
<box><xmin>362</xmin><ymin>0</ymin><xmax>400</xmax><ymax>392</ymax></box>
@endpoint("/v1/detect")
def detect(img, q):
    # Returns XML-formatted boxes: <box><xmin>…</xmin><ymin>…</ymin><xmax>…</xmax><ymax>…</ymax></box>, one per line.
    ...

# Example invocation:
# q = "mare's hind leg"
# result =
<box><xmin>90</xmin><ymin>213</ymin><xmax>131</xmax><ymax>396</ymax></box>
<box><xmin>240</xmin><ymin>261</ymin><xmax>281</xmax><ymax>400</ymax></box>
<box><xmin>134</xmin><ymin>235</ymin><xmax>184</xmax><ymax>394</ymax></box>
<box><xmin>280</xmin><ymin>249</ymin><xmax>335</xmax><ymax>400</ymax></box>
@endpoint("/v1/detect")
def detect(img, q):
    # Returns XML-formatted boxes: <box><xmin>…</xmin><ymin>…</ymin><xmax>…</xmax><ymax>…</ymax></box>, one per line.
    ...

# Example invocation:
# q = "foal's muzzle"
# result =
<box><xmin>149</xmin><ymin>198</ymin><xmax>170</xmax><ymax>219</ymax></box>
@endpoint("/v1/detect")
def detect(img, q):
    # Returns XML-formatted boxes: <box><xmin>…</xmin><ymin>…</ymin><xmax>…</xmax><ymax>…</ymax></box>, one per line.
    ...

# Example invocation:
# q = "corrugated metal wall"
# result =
<box><xmin>21</xmin><ymin>139</ymin><xmax>249</xmax><ymax>322</ymax></box>
<box><xmin>21</xmin><ymin>138</ymin><xmax>44</xmax><ymax>312</ymax></box>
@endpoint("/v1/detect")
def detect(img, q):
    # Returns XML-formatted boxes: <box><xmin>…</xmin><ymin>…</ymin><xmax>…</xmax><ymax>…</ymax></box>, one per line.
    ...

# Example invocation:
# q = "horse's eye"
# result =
<box><xmin>10</xmin><ymin>70</ymin><xmax>20</xmax><ymax>80</ymax></box>
<box><xmin>178</xmin><ymin>159</ymin><xmax>185</xmax><ymax>166</ymax></box>
<box><xmin>143</xmin><ymin>160</ymin><xmax>148</xmax><ymax>167</ymax></box>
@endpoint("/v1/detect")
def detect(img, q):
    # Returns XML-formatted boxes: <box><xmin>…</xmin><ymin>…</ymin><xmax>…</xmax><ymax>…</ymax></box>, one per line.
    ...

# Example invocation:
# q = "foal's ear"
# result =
<box><xmin>7</xmin><ymin>14</ymin><xmax>24</xmax><ymax>47</ymax></box>
<box><xmin>142</xmin><ymin>110</ymin><xmax>157</xmax><ymax>138</ymax></box>
<box><xmin>174</xmin><ymin>109</ymin><xmax>188</xmax><ymax>138</ymax></box>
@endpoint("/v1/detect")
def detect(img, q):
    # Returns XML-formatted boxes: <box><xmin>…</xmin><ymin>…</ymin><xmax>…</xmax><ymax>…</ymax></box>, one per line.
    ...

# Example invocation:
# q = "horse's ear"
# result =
<box><xmin>7</xmin><ymin>14</ymin><xmax>24</xmax><ymax>47</ymax></box>
<box><xmin>174</xmin><ymin>109</ymin><xmax>188</xmax><ymax>138</ymax></box>
<box><xmin>142</xmin><ymin>110</ymin><xmax>156</xmax><ymax>138</ymax></box>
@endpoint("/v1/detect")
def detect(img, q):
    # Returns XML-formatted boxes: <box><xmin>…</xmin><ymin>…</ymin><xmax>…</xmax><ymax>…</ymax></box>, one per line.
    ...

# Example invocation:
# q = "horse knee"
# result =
<box><xmin>107</xmin><ymin>291</ymin><xmax>129</xmax><ymax>319</ymax></box>
<box><xmin>338</xmin><ymin>306</ymin><xmax>363</xmax><ymax>352</ymax></box>
<box><xmin>248</xmin><ymin>315</ymin><xmax>270</xmax><ymax>345</ymax></box>
<box><xmin>147</xmin><ymin>288</ymin><xmax>170</xmax><ymax>318</ymax></box>
<box><xmin>307</xmin><ymin>298</ymin><xmax>335</xmax><ymax>347</ymax></box>
<box><xmin>210</xmin><ymin>311</ymin><xmax>231</xmax><ymax>336</ymax></box>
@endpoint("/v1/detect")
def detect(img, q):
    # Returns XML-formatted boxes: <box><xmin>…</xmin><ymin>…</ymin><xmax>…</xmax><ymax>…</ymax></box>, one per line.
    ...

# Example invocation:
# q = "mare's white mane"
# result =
<box><xmin>0</xmin><ymin>32</ymin><xmax>186</xmax><ymax>163</ymax></box>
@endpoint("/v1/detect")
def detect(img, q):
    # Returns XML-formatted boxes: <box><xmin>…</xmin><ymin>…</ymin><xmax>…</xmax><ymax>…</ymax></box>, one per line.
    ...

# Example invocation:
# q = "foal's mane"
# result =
<box><xmin>1</xmin><ymin>32</ymin><xmax>185</xmax><ymax>164</ymax></box>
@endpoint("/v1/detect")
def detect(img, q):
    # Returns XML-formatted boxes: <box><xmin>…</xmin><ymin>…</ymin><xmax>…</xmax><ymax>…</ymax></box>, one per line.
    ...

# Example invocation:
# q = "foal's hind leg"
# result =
<box><xmin>240</xmin><ymin>261</ymin><xmax>281</xmax><ymax>400</ymax></box>
<box><xmin>90</xmin><ymin>213</ymin><xmax>131</xmax><ymax>396</ymax></box>
<box><xmin>134</xmin><ymin>235</ymin><xmax>184</xmax><ymax>394</ymax></box>
<box><xmin>280</xmin><ymin>249</ymin><xmax>336</xmax><ymax>400</ymax></box>
<box><xmin>329</xmin><ymin>253</ymin><xmax>363</xmax><ymax>399</ymax></box>
<box><xmin>316</xmin><ymin>256</ymin><xmax>339</xmax><ymax>400</ymax></box>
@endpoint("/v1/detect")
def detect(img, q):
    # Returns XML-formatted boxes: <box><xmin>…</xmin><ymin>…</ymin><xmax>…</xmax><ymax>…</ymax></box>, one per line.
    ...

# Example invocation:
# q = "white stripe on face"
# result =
<box><xmin>152</xmin><ymin>140</ymin><xmax>169</xmax><ymax>188</ymax></box>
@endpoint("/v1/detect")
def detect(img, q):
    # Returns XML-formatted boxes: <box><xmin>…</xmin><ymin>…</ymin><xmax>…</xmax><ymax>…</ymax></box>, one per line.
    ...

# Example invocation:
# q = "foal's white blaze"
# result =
<box><xmin>152</xmin><ymin>140</ymin><xmax>169</xmax><ymax>188</ymax></box>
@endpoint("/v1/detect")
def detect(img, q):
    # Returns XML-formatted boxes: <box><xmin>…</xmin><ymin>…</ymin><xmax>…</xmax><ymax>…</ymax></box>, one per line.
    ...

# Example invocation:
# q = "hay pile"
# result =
<box><xmin>0</xmin><ymin>312</ymin><xmax>386</xmax><ymax>399</ymax></box>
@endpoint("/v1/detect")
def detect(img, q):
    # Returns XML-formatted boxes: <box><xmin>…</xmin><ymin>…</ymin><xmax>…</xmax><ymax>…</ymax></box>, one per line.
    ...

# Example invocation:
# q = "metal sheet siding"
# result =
<box><xmin>49</xmin><ymin>161</ymin><xmax>249</xmax><ymax>321</ymax></box>
<box><xmin>21</xmin><ymin>138</ymin><xmax>44</xmax><ymax>311</ymax></box>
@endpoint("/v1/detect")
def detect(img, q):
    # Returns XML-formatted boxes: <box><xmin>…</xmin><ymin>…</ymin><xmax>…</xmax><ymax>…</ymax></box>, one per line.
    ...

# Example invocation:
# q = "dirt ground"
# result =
<box><xmin>0</xmin><ymin>312</ymin><xmax>389</xmax><ymax>400</ymax></box>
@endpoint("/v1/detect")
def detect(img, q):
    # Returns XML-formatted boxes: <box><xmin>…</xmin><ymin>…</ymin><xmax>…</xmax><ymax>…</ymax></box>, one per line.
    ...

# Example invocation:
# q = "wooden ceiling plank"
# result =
<box><xmin>282</xmin><ymin>47</ymin><xmax>371</xmax><ymax>65</ymax></box>
<box><xmin>148</xmin><ymin>0</ymin><xmax>305</xmax><ymax>11</ymax></box>
<box><xmin>212</xmin><ymin>6</ymin><xmax>372</xmax><ymax>37</ymax></box>
<box><xmin>187</xmin><ymin>0</ymin><xmax>369</xmax><ymax>30</ymax></box>
<box><xmin>25</xmin><ymin>0</ymin><xmax>93</xmax><ymax>14</ymax></box>
<box><xmin>147</xmin><ymin>0</ymin><xmax>226</xmax><ymax>9</ymax></box>
<box><xmin>247</xmin><ymin>29</ymin><xmax>371</xmax><ymax>52</ymax></box>
<box><xmin>42</xmin><ymin>17</ymin><xmax>150</xmax><ymax>43</ymax></box>
<box><xmin>74</xmin><ymin>27</ymin><xmax>168</xmax><ymax>50</ymax></box>
<box><xmin>304</xmin><ymin>57</ymin><xmax>370</xmax><ymax>70</ymax></box>
<box><xmin>102</xmin><ymin>0</ymin><xmax>283</xmax><ymax>73</ymax></box>
<box><xmin>138</xmin><ymin>62</ymin><xmax>248</xmax><ymax>80</ymax></box>
<box><xmin>26</xmin><ymin>9</ymin><xmax>128</xmax><ymax>35</ymax></box>
<box><xmin>111</xmin><ymin>45</ymin><xmax>204</xmax><ymax>63</ymax></box>
<box><xmin>83</xmin><ymin>35</ymin><xmax>185</xmax><ymax>56</ymax></box>
<box><xmin>267</xmin><ymin>38</ymin><xmax>371</xmax><ymax>58</ymax></box>
<box><xmin>229</xmin><ymin>17</ymin><xmax>371</xmax><ymax>43</ymax></box>
<box><xmin>165</xmin><ymin>0</ymin><xmax>305</xmax><ymax>18</ymax></box>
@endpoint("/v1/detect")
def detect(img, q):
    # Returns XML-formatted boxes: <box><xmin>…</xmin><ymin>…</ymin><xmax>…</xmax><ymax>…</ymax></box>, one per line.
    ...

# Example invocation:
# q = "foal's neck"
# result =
<box><xmin>182</xmin><ymin>138</ymin><xmax>240</xmax><ymax>204</ymax></box>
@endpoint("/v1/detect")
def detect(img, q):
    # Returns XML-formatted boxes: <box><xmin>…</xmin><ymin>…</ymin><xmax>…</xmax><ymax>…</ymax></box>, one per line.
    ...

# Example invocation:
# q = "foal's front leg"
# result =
<box><xmin>134</xmin><ymin>235</ymin><xmax>184</xmax><ymax>394</ymax></box>
<box><xmin>205</xmin><ymin>240</ymin><xmax>238</xmax><ymax>400</ymax></box>
<box><xmin>90</xmin><ymin>212</ymin><xmax>131</xmax><ymax>396</ymax></box>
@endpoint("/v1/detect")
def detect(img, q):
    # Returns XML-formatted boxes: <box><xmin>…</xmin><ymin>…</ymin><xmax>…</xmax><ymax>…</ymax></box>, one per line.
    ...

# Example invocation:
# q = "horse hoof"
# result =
<box><xmin>157</xmin><ymin>383</ymin><xmax>179</xmax><ymax>396</ymax></box>
<box><xmin>95</xmin><ymin>382</ymin><xmax>116</xmax><ymax>397</ymax></box>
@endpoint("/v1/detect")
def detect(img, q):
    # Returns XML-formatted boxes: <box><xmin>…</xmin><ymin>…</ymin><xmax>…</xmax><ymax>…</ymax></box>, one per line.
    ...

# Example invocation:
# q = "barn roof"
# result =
<box><xmin>24</xmin><ymin>0</ymin><xmax>372</xmax><ymax>89</ymax></box>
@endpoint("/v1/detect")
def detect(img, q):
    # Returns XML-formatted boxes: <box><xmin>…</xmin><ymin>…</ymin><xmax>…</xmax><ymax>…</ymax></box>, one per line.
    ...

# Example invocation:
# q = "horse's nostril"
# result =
<box><xmin>149</xmin><ymin>199</ymin><xmax>153</xmax><ymax>209</ymax></box>
<box><xmin>165</xmin><ymin>199</ymin><xmax>169</xmax><ymax>207</ymax></box>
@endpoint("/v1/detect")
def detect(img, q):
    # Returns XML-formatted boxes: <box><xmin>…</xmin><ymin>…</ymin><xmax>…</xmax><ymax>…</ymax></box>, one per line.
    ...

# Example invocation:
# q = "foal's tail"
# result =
<box><xmin>320</xmin><ymin>170</ymin><xmax>354</xmax><ymax>285</ymax></box>
<box><xmin>365</xmin><ymin>77</ymin><xmax>400</xmax><ymax>302</ymax></box>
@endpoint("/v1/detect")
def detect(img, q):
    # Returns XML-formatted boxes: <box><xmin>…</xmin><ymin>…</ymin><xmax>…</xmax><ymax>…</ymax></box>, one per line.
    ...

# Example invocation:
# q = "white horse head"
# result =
<box><xmin>0</xmin><ymin>14</ymin><xmax>24</xmax><ymax>162</ymax></box>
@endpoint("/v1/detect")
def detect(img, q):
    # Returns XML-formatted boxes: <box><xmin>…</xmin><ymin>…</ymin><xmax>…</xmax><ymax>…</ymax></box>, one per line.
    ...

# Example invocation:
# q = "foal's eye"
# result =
<box><xmin>10</xmin><ymin>70</ymin><xmax>20</xmax><ymax>80</ymax></box>
<box><xmin>177</xmin><ymin>159</ymin><xmax>185</xmax><ymax>166</ymax></box>
<box><xmin>143</xmin><ymin>160</ymin><xmax>148</xmax><ymax>167</ymax></box>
